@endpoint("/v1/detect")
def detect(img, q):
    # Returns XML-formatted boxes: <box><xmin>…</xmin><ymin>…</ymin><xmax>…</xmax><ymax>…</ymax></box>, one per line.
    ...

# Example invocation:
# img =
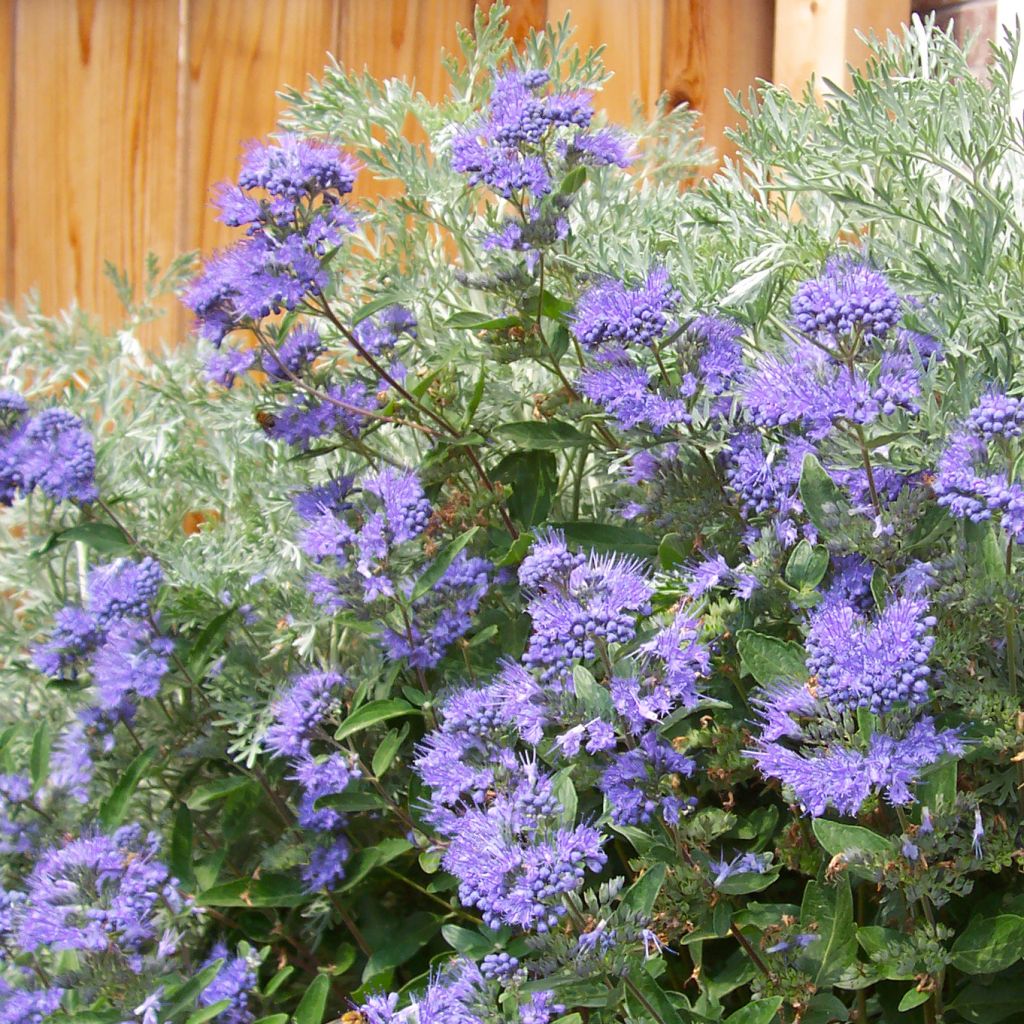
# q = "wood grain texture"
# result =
<box><xmin>495</xmin><ymin>0</ymin><xmax>549</xmax><ymax>42</ymax></box>
<box><xmin>0</xmin><ymin>0</ymin><xmax>13</xmax><ymax>301</ymax></box>
<box><xmin>774</xmin><ymin>0</ymin><xmax>910</xmax><ymax>95</ymax></box>
<box><xmin>334</xmin><ymin>0</ymin><xmax>474</xmax><ymax>200</ymax></box>
<box><xmin>662</xmin><ymin>0</ymin><xmax>776</xmax><ymax>162</ymax></box>
<box><xmin>9</xmin><ymin>0</ymin><xmax>906</xmax><ymax>335</ymax></box>
<box><xmin>336</xmin><ymin>0</ymin><xmax>475</xmax><ymax>92</ymax></box>
<box><xmin>545</xmin><ymin>0</ymin><xmax>666</xmax><ymax>120</ymax></box>
<box><xmin>186</xmin><ymin>0</ymin><xmax>341</xmax><ymax>258</ymax></box>
<box><xmin>10</xmin><ymin>0</ymin><xmax>181</xmax><ymax>327</ymax></box>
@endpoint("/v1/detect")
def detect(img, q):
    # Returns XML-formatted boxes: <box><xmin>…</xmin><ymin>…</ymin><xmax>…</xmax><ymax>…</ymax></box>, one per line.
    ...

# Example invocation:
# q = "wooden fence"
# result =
<box><xmin>1</xmin><ymin>0</ymin><xmax>922</xmax><ymax>338</ymax></box>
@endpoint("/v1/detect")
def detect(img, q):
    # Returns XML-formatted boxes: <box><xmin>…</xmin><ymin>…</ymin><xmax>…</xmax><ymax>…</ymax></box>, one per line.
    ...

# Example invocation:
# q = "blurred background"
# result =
<box><xmin>0</xmin><ymin>0</ymin><xmax>1010</xmax><ymax>337</ymax></box>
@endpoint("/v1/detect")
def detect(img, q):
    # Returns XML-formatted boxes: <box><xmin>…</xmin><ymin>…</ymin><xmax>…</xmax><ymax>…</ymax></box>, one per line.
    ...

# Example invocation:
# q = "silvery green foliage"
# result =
<box><xmin>3</xmin><ymin>7</ymin><xmax>1024</xmax><ymax>1023</ymax></box>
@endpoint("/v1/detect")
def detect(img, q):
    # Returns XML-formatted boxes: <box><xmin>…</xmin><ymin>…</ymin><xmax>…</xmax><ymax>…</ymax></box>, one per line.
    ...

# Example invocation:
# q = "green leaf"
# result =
<box><xmin>186</xmin><ymin>608</ymin><xmax>236</xmax><ymax>676</ymax></box>
<box><xmin>812</xmin><ymin>819</ymin><xmax>891</xmax><ymax>858</ymax></box>
<box><xmin>623</xmin><ymin>968</ymin><xmax>684</xmax><ymax>1024</ymax></box>
<box><xmin>419</xmin><ymin>848</ymin><xmax>442</xmax><ymax>874</ymax></box>
<box><xmin>170</xmin><ymin>803</ymin><xmax>196</xmax><ymax>890</ymax></box>
<box><xmin>724</xmin><ymin>997</ymin><xmax>783</xmax><ymax>1024</ymax></box>
<box><xmin>251</xmin><ymin>1017</ymin><xmax>289</xmax><ymax>1024</ymax></box>
<box><xmin>552</xmin><ymin>521</ymin><xmax>658</xmax><ymax>556</ymax></box>
<box><xmin>539</xmin><ymin>290</ymin><xmax>574</xmax><ymax>320</ymax></box>
<box><xmin>53</xmin><ymin>1013</ymin><xmax>124</xmax><ymax>1024</ymax></box>
<box><xmin>950</xmin><ymin>915</ymin><xmax>1024</xmax><ymax>974</ymax></box>
<box><xmin>551</xmin><ymin>767</ymin><xmax>578</xmax><ymax>826</ymax></box>
<box><xmin>293</xmin><ymin>973</ymin><xmax>330</xmax><ymax>1024</ymax></box>
<box><xmin>799</xmin><ymin>454</ymin><xmax>848</xmax><ymax>536</ymax></box>
<box><xmin>870</xmin><ymin>566</ymin><xmax>888</xmax><ymax>610</ymax></box>
<box><xmin>898</xmin><ymin>988</ymin><xmax>931</xmax><ymax>1011</ymax></box>
<box><xmin>854</xmin><ymin>926</ymin><xmax>916</xmax><ymax>980</ymax></box>
<box><xmin>335</xmin><ymin>699</ymin><xmax>419</xmax><ymax>742</ymax></box>
<box><xmin>493</xmin><ymin>451</ymin><xmax>559</xmax><ymax>527</ymax></box>
<box><xmin>965</xmin><ymin>519</ymin><xmax>1004</xmax><ymax>581</ymax></box>
<box><xmin>907</xmin><ymin>504</ymin><xmax>952</xmax><ymax>551</ymax></box>
<box><xmin>338</xmin><ymin>838</ymin><xmax>413</xmax><ymax>893</ymax></box>
<box><xmin>441</xmin><ymin>923</ymin><xmax>493</xmax><ymax>957</ymax></box>
<box><xmin>185</xmin><ymin>776</ymin><xmax>254</xmax><ymax>810</ymax></box>
<box><xmin>185</xmin><ymin>1001</ymin><xmax>232</xmax><ymax>1024</ymax></box>
<box><xmin>658</xmin><ymin>532</ymin><xmax>690</xmax><ymax>570</ymax></box>
<box><xmin>558</xmin><ymin>165</ymin><xmax>588</xmax><ymax>195</ymax></box>
<box><xmin>315</xmin><ymin>788</ymin><xmax>387</xmax><ymax>813</ymax></box>
<box><xmin>947</xmin><ymin>973</ymin><xmax>1024</xmax><ymax>1023</ymax></box>
<box><xmin>30</xmin><ymin>721</ymin><xmax>51</xmax><ymax>790</ymax></box>
<box><xmin>495</xmin><ymin>532</ymin><xmax>532</xmax><ymax>567</ymax></box>
<box><xmin>445</xmin><ymin>310</ymin><xmax>521</xmax><ymax>330</ymax></box>
<box><xmin>715</xmin><ymin>866</ymin><xmax>781</xmax><ymax>895</ymax></box>
<box><xmin>198</xmin><ymin>874</ymin><xmax>307</xmax><ymax>908</ymax></box>
<box><xmin>159</xmin><ymin>959</ymin><xmax>223</xmax><ymax>1022</ymax></box>
<box><xmin>32</xmin><ymin>521</ymin><xmax>132</xmax><ymax>559</ymax></box>
<box><xmin>371</xmin><ymin>723</ymin><xmax>410</xmax><ymax>778</ymax></box>
<box><xmin>623</xmin><ymin>864</ymin><xmax>667</xmax><ymax>916</ymax></box>
<box><xmin>410</xmin><ymin>527</ymin><xmax>480</xmax><ymax>601</ymax></box>
<box><xmin>800</xmin><ymin>877</ymin><xmax>856</xmax><ymax>987</ymax></box>
<box><xmin>916</xmin><ymin>756</ymin><xmax>958</xmax><ymax>811</ymax></box>
<box><xmin>460</xmin><ymin>362</ymin><xmax>487</xmax><ymax>431</ymax></box>
<box><xmin>261</xmin><ymin>966</ymin><xmax>294</xmax><ymax>998</ymax></box>
<box><xmin>736</xmin><ymin>630</ymin><xmax>807</xmax><ymax>684</ymax></box>
<box><xmin>100</xmin><ymin>746</ymin><xmax>158</xmax><ymax>831</ymax></box>
<box><xmin>572</xmin><ymin>665</ymin><xmax>614</xmax><ymax>718</ymax></box>
<box><xmin>493</xmin><ymin>420</ymin><xmax>590</xmax><ymax>450</ymax></box>
<box><xmin>785</xmin><ymin>541</ymin><xmax>829</xmax><ymax>589</ymax></box>
<box><xmin>353</xmin><ymin>295</ymin><xmax>403</xmax><ymax>325</ymax></box>
<box><xmin>362</xmin><ymin>912</ymin><xmax>440</xmax><ymax>982</ymax></box>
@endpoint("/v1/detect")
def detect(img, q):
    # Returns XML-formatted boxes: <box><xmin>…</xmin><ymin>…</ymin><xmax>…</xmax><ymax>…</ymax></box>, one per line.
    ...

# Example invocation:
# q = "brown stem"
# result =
<box><xmin>312</xmin><ymin>291</ymin><xmax>519</xmax><ymax>539</ymax></box>
<box><xmin>252</xmin><ymin>330</ymin><xmax>440</xmax><ymax>438</ymax></box>
<box><xmin>327</xmin><ymin>892</ymin><xmax>372</xmax><ymax>957</ymax></box>
<box><xmin>730</xmin><ymin>922</ymin><xmax>776</xmax><ymax>984</ymax></box>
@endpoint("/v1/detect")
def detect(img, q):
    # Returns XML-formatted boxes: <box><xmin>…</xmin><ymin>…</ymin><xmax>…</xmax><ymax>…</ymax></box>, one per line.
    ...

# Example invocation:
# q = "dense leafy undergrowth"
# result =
<box><xmin>4</xmin><ymin>7</ymin><xmax>1024</xmax><ymax>1023</ymax></box>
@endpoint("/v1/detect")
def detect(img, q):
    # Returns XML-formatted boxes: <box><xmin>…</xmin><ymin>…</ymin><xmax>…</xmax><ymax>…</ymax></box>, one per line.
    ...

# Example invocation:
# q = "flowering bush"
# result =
<box><xmin>3</xmin><ymin>6</ymin><xmax>1024</xmax><ymax>1022</ymax></box>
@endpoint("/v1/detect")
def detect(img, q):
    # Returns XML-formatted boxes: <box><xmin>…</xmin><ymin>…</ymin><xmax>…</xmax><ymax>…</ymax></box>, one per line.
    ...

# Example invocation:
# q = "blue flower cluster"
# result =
<box><xmin>935</xmin><ymin>391</ymin><xmax>1024</xmax><ymax>541</ymax></box>
<box><xmin>199</xmin><ymin>943</ymin><xmax>257</xmax><ymax>1024</ymax></box>
<box><xmin>185</xmin><ymin>139</ymin><xmax>427</xmax><ymax>454</ymax></box>
<box><xmin>31</xmin><ymin>555</ymin><xmax>170</xmax><ymax>787</ymax></box>
<box><xmin>297</xmin><ymin>467</ymin><xmax>492</xmax><ymax>668</ymax></box>
<box><xmin>451</xmin><ymin>69</ymin><xmax>632</xmax><ymax>268</ymax></box>
<box><xmin>411</xmin><ymin>529</ymin><xmax>710</xmax><ymax>942</ymax></box>
<box><xmin>16</xmin><ymin>825</ymin><xmax>182</xmax><ymax>961</ymax></box>
<box><xmin>0</xmin><ymin>392</ymin><xmax>97</xmax><ymax>505</ymax></box>
<box><xmin>358</xmin><ymin>957</ymin><xmax>564</xmax><ymax>1024</ymax></box>
<box><xmin>185</xmin><ymin>135</ymin><xmax>360</xmax><ymax>345</ymax></box>
<box><xmin>806</xmin><ymin>592</ymin><xmax>937</xmax><ymax>713</ymax></box>
<box><xmin>750</xmin><ymin>693</ymin><xmax>963</xmax><ymax>817</ymax></box>
<box><xmin>263</xmin><ymin>670</ymin><xmax>358</xmax><ymax>891</ymax></box>
<box><xmin>746</xmin><ymin>566</ymin><xmax>958</xmax><ymax>815</ymax></box>
<box><xmin>33</xmin><ymin>556</ymin><xmax>169</xmax><ymax>710</ymax></box>
<box><xmin>571</xmin><ymin>268</ymin><xmax>679</xmax><ymax>355</ymax></box>
<box><xmin>790</xmin><ymin>256</ymin><xmax>903</xmax><ymax>342</ymax></box>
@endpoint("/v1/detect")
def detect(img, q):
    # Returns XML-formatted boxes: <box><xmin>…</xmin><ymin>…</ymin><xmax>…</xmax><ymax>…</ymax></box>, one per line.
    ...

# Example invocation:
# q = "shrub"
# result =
<box><xmin>2</xmin><ymin>6</ymin><xmax>1024</xmax><ymax>1022</ymax></box>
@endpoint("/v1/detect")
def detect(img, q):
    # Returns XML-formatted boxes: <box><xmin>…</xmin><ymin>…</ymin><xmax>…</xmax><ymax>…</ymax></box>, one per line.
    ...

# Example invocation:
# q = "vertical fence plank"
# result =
<box><xmin>10</xmin><ymin>0</ymin><xmax>182</xmax><ymax>328</ymax></box>
<box><xmin>336</xmin><ymin>0</ymin><xmax>475</xmax><ymax>98</ymax></box>
<box><xmin>545</xmin><ymin>0</ymin><xmax>666</xmax><ymax>121</ymax></box>
<box><xmin>0</xmin><ymin>0</ymin><xmax>14</xmax><ymax>302</ymax></box>
<box><xmin>185</xmin><ymin>0</ymin><xmax>341</xmax><ymax>259</ymax></box>
<box><xmin>335</xmin><ymin>0</ymin><xmax>473</xmax><ymax>199</ymax></box>
<box><xmin>1</xmin><ymin>1</ymin><xmax>814</xmax><ymax>333</ymax></box>
<box><xmin>662</xmin><ymin>0</ymin><xmax>775</xmax><ymax>164</ymax></box>
<box><xmin>498</xmin><ymin>0</ymin><xmax>549</xmax><ymax>43</ymax></box>
<box><xmin>774</xmin><ymin>0</ymin><xmax>910</xmax><ymax>95</ymax></box>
